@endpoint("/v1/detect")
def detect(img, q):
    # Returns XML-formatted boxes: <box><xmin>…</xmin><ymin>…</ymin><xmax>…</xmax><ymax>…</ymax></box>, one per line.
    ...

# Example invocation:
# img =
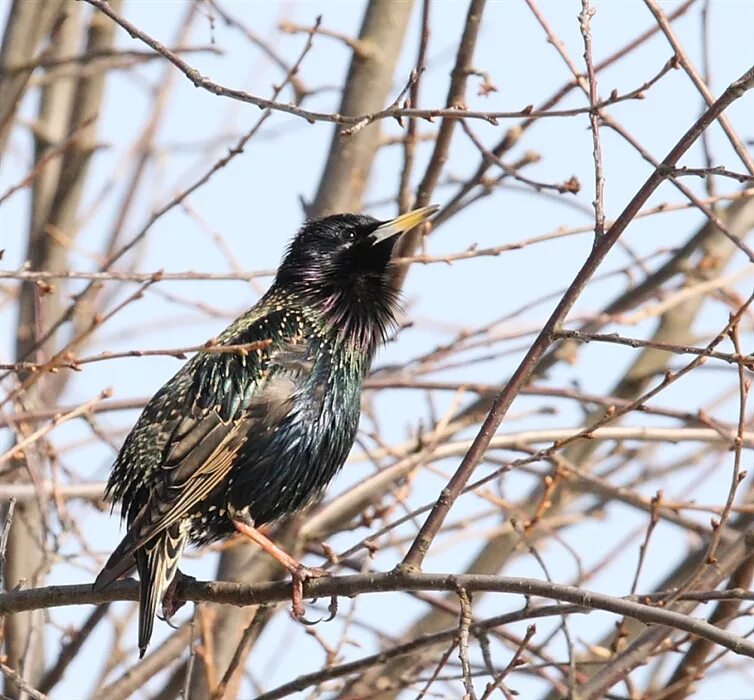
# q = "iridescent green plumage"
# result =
<box><xmin>94</xmin><ymin>207</ymin><xmax>438</xmax><ymax>656</ymax></box>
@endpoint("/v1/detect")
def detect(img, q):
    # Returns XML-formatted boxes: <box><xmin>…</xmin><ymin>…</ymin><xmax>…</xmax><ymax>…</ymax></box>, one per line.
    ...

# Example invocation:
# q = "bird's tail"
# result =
<box><xmin>136</xmin><ymin>524</ymin><xmax>187</xmax><ymax>658</ymax></box>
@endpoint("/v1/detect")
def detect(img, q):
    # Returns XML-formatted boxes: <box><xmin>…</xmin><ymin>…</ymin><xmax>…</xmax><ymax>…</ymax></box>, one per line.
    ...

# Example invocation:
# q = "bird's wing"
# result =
<box><xmin>144</xmin><ymin>362</ymin><xmax>304</xmax><ymax>528</ymax></box>
<box><xmin>95</xmin><ymin>313</ymin><xmax>312</xmax><ymax>589</ymax></box>
<box><xmin>129</xmin><ymin>411</ymin><xmax>246</xmax><ymax>543</ymax></box>
<box><xmin>94</xmin><ymin>408</ymin><xmax>247</xmax><ymax>589</ymax></box>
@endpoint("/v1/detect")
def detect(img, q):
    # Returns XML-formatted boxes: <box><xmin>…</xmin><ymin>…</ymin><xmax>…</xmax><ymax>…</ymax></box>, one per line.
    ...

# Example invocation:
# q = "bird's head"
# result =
<box><xmin>275</xmin><ymin>205</ymin><xmax>438</xmax><ymax>302</ymax></box>
<box><xmin>273</xmin><ymin>205</ymin><xmax>438</xmax><ymax>348</ymax></box>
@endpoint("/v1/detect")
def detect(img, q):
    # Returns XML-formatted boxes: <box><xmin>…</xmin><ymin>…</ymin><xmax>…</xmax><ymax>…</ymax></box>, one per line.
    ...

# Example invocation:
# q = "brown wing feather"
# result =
<box><xmin>94</xmin><ymin>418</ymin><xmax>246</xmax><ymax>591</ymax></box>
<box><xmin>94</xmin><ymin>373</ymin><xmax>299</xmax><ymax>591</ymax></box>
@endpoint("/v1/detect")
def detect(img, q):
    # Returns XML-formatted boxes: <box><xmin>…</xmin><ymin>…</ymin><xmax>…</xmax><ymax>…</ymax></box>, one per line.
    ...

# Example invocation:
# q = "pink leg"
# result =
<box><xmin>232</xmin><ymin>518</ymin><xmax>328</xmax><ymax>618</ymax></box>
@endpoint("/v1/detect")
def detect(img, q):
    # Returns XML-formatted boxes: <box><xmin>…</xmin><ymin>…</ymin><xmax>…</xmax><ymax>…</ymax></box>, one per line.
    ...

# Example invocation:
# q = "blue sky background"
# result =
<box><xmin>2</xmin><ymin>1</ymin><xmax>753</xmax><ymax>697</ymax></box>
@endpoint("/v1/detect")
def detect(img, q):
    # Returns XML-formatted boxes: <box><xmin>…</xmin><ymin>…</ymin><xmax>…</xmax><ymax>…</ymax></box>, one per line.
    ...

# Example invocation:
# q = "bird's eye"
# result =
<box><xmin>344</xmin><ymin>229</ymin><xmax>356</xmax><ymax>241</ymax></box>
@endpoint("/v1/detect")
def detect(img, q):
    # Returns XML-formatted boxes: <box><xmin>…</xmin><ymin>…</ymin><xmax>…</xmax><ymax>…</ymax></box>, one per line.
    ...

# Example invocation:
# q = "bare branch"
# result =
<box><xmin>2</xmin><ymin>571</ymin><xmax>753</xmax><ymax>659</ymax></box>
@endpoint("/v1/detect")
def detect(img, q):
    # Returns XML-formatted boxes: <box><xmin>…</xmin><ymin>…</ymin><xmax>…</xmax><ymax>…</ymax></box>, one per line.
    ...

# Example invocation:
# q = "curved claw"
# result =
<box><xmin>159</xmin><ymin>569</ymin><xmax>193</xmax><ymax>627</ymax></box>
<box><xmin>289</xmin><ymin>565</ymin><xmax>335</xmax><ymax>623</ymax></box>
<box><xmin>298</xmin><ymin>611</ymin><xmax>325</xmax><ymax>626</ymax></box>
<box><xmin>293</xmin><ymin>594</ymin><xmax>338</xmax><ymax>625</ymax></box>
<box><xmin>158</xmin><ymin>611</ymin><xmax>183</xmax><ymax>630</ymax></box>
<box><xmin>324</xmin><ymin>594</ymin><xmax>338</xmax><ymax>622</ymax></box>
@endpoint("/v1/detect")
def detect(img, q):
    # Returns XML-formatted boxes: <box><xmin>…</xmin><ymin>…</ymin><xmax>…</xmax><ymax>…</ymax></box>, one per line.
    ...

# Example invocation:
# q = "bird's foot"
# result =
<box><xmin>290</xmin><ymin>565</ymin><xmax>337</xmax><ymax>625</ymax></box>
<box><xmin>160</xmin><ymin>570</ymin><xmax>195</xmax><ymax>626</ymax></box>
<box><xmin>229</xmin><ymin>517</ymin><xmax>338</xmax><ymax>623</ymax></box>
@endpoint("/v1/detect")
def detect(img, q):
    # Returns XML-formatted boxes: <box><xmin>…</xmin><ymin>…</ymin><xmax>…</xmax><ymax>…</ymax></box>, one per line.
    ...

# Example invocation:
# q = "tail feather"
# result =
<box><xmin>93</xmin><ymin>551</ymin><xmax>136</xmax><ymax>592</ymax></box>
<box><xmin>93</xmin><ymin>498</ymin><xmax>164</xmax><ymax>592</ymax></box>
<box><xmin>93</xmin><ymin>512</ymin><xmax>152</xmax><ymax>593</ymax></box>
<box><xmin>136</xmin><ymin>524</ymin><xmax>187</xmax><ymax>658</ymax></box>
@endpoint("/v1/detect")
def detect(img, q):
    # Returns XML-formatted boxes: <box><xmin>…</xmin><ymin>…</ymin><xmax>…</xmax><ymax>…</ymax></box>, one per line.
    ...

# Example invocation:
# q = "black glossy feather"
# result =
<box><xmin>94</xmin><ymin>209</ymin><xmax>433</xmax><ymax>657</ymax></box>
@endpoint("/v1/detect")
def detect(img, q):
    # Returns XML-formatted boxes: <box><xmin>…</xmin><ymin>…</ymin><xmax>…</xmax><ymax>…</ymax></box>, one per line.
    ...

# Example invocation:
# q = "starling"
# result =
<box><xmin>93</xmin><ymin>205</ymin><xmax>438</xmax><ymax>657</ymax></box>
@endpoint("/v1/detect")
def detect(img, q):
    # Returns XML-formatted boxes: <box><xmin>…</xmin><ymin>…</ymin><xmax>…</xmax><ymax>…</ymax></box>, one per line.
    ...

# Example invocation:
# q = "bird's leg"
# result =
<box><xmin>231</xmin><ymin>517</ymin><xmax>328</xmax><ymax>619</ymax></box>
<box><xmin>160</xmin><ymin>569</ymin><xmax>196</xmax><ymax>625</ymax></box>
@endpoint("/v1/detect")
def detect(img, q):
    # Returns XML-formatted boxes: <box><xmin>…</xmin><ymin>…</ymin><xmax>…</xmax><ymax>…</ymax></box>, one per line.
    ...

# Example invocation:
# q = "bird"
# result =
<box><xmin>93</xmin><ymin>205</ymin><xmax>438</xmax><ymax>657</ymax></box>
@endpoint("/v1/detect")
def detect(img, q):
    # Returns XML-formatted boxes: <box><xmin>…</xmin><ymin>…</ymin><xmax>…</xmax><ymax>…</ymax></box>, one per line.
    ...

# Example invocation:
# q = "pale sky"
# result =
<box><xmin>2</xmin><ymin>1</ymin><xmax>753</xmax><ymax>697</ymax></box>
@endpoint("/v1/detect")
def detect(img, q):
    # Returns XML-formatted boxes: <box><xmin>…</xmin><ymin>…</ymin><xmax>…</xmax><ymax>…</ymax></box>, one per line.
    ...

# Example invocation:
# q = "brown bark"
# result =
<box><xmin>3</xmin><ymin>3</ymin><xmax>120</xmax><ymax>697</ymax></box>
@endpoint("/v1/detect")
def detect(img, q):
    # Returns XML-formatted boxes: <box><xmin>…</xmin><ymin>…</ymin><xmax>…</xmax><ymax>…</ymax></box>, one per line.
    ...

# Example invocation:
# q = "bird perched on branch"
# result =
<box><xmin>93</xmin><ymin>205</ymin><xmax>438</xmax><ymax>657</ymax></box>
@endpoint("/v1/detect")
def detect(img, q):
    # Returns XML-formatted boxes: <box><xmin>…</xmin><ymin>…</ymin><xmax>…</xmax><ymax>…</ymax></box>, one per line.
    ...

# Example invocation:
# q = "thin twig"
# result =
<box><xmin>553</xmin><ymin>329</ymin><xmax>753</xmax><ymax>368</ymax></box>
<box><xmin>78</xmin><ymin>0</ymin><xmax>677</xmax><ymax>129</ymax></box>
<box><xmin>702</xmin><ymin>321</ymin><xmax>749</xmax><ymax>567</ymax></box>
<box><xmin>0</xmin><ymin>116</ymin><xmax>97</xmax><ymax>205</ymax></box>
<box><xmin>398</xmin><ymin>0</ymin><xmax>431</xmax><ymax>214</ymax></box>
<box><xmin>661</xmin><ymin>164</ymin><xmax>754</xmax><ymax>184</ymax></box>
<box><xmin>644</xmin><ymin>0</ymin><xmax>754</xmax><ymax>175</ymax></box>
<box><xmin>2</xmin><ymin>339</ymin><xmax>273</xmax><ymax>373</ymax></box>
<box><xmin>0</xmin><ymin>498</ymin><xmax>16</xmax><ymax>590</ymax></box>
<box><xmin>456</xmin><ymin>588</ymin><xmax>478</xmax><ymax>700</ymax></box>
<box><xmin>3</xmin><ymin>11</ymin><xmax>322</xmax><ymax>401</ymax></box>
<box><xmin>0</xmin><ymin>662</ymin><xmax>48</xmax><ymax>700</ymax></box>
<box><xmin>480</xmin><ymin>624</ymin><xmax>536</xmax><ymax>700</ymax></box>
<box><xmin>0</xmin><ymin>390</ymin><xmax>113</xmax><ymax>465</ymax></box>
<box><xmin>210</xmin><ymin>606</ymin><xmax>265</xmax><ymax>700</ymax></box>
<box><xmin>400</xmin><ymin>63</ymin><xmax>754</xmax><ymax>572</ymax></box>
<box><xmin>579</xmin><ymin>0</ymin><xmax>606</xmax><ymax>239</ymax></box>
<box><xmin>629</xmin><ymin>492</ymin><xmax>662</xmax><ymax>595</ymax></box>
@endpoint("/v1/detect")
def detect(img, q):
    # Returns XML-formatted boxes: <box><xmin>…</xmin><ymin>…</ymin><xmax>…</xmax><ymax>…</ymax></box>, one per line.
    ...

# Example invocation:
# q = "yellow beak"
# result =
<box><xmin>370</xmin><ymin>204</ymin><xmax>439</xmax><ymax>244</ymax></box>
